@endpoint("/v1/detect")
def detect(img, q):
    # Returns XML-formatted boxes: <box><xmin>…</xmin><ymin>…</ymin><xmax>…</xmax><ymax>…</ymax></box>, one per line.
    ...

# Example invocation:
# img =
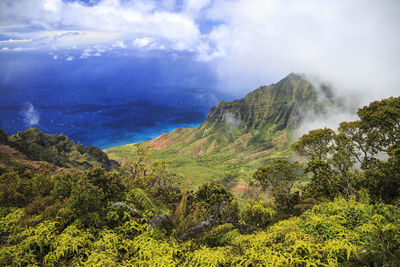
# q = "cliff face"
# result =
<box><xmin>138</xmin><ymin>73</ymin><xmax>327</xmax><ymax>160</ymax></box>
<box><xmin>205</xmin><ymin>73</ymin><xmax>318</xmax><ymax>132</ymax></box>
<box><xmin>106</xmin><ymin>73</ymin><xmax>335</xmax><ymax>185</ymax></box>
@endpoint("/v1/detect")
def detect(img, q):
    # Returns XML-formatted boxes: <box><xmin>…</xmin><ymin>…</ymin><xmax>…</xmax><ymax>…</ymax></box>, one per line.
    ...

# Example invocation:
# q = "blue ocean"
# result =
<box><xmin>0</xmin><ymin>51</ymin><xmax>232</xmax><ymax>149</ymax></box>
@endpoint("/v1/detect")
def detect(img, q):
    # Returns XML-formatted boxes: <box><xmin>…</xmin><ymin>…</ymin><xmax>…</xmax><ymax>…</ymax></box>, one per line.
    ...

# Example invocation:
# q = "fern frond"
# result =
<box><xmin>220</xmin><ymin>229</ymin><xmax>240</xmax><ymax>244</ymax></box>
<box><xmin>128</xmin><ymin>188</ymin><xmax>158</xmax><ymax>212</ymax></box>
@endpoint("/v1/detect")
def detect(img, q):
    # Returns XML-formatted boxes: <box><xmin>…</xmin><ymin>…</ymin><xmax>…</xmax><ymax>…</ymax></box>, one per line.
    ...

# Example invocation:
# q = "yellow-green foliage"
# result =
<box><xmin>1</xmin><ymin>196</ymin><xmax>399</xmax><ymax>266</ymax></box>
<box><xmin>0</xmin><ymin>208</ymin><xmax>24</xmax><ymax>236</ymax></box>
<box><xmin>200</xmin><ymin>223</ymin><xmax>240</xmax><ymax>247</ymax></box>
<box><xmin>44</xmin><ymin>224</ymin><xmax>94</xmax><ymax>266</ymax></box>
<box><xmin>242</xmin><ymin>201</ymin><xmax>276</xmax><ymax>228</ymax></box>
<box><xmin>180</xmin><ymin>197</ymin><xmax>400</xmax><ymax>266</ymax></box>
<box><xmin>183</xmin><ymin>246</ymin><xmax>232</xmax><ymax>266</ymax></box>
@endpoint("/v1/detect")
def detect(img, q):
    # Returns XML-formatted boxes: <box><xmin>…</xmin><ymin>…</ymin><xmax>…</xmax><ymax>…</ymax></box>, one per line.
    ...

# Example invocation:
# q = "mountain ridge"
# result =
<box><xmin>0</xmin><ymin>128</ymin><xmax>119</xmax><ymax>171</ymax></box>
<box><xmin>107</xmin><ymin>73</ymin><xmax>331</xmax><ymax>187</ymax></box>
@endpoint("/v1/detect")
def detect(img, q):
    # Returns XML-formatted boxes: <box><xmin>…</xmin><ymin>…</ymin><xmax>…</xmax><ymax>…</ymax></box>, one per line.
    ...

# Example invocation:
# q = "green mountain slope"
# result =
<box><xmin>0</xmin><ymin>128</ymin><xmax>119</xmax><ymax>171</ymax></box>
<box><xmin>107</xmin><ymin>73</ymin><xmax>331</xmax><ymax>188</ymax></box>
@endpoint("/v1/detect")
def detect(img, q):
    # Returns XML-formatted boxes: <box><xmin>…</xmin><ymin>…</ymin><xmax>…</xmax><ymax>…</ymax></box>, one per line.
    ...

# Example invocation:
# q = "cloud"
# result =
<box><xmin>0</xmin><ymin>39</ymin><xmax>32</xmax><ymax>44</ymax></box>
<box><xmin>22</xmin><ymin>103</ymin><xmax>39</xmax><ymax>127</ymax></box>
<box><xmin>0</xmin><ymin>0</ymin><xmax>201</xmax><ymax>51</ymax></box>
<box><xmin>1</xmin><ymin>0</ymin><xmax>399</xmax><ymax>107</ymax></box>
<box><xmin>203</xmin><ymin>0</ymin><xmax>400</xmax><ymax>104</ymax></box>
<box><xmin>133</xmin><ymin>37</ymin><xmax>151</xmax><ymax>48</ymax></box>
<box><xmin>224</xmin><ymin>111</ymin><xmax>240</xmax><ymax>129</ymax></box>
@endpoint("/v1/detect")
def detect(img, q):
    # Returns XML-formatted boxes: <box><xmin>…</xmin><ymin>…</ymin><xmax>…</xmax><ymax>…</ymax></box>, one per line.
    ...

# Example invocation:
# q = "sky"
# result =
<box><xmin>1</xmin><ymin>0</ymin><xmax>400</xmax><ymax>146</ymax></box>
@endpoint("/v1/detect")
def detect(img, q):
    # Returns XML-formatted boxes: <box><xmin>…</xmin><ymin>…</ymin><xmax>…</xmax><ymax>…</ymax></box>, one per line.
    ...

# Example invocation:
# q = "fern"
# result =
<box><xmin>127</xmin><ymin>188</ymin><xmax>158</xmax><ymax>213</ymax></box>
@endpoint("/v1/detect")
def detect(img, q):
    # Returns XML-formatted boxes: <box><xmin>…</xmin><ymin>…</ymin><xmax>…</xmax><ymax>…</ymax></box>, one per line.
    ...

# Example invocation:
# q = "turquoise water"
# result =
<box><xmin>0</xmin><ymin>51</ymin><xmax>229</xmax><ymax>149</ymax></box>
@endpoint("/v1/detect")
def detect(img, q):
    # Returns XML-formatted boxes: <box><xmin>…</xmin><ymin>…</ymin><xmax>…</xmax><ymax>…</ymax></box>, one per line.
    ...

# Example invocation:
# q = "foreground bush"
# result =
<box><xmin>1</xmin><ymin>196</ymin><xmax>398</xmax><ymax>266</ymax></box>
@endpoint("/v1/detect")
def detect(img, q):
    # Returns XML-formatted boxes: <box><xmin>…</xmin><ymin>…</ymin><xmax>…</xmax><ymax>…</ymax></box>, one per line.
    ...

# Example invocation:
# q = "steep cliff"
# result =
<box><xmin>107</xmin><ymin>73</ymin><xmax>333</xmax><ymax>186</ymax></box>
<box><xmin>206</xmin><ymin>73</ymin><xmax>317</xmax><ymax>131</ymax></box>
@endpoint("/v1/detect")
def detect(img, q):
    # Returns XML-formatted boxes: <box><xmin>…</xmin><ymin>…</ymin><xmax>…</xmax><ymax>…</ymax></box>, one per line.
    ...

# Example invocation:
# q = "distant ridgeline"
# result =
<box><xmin>0</xmin><ymin>128</ymin><xmax>119</xmax><ymax>171</ymax></box>
<box><xmin>154</xmin><ymin>73</ymin><xmax>338</xmax><ymax>156</ymax></box>
<box><xmin>107</xmin><ymin>73</ymin><xmax>343</xmax><ymax>185</ymax></box>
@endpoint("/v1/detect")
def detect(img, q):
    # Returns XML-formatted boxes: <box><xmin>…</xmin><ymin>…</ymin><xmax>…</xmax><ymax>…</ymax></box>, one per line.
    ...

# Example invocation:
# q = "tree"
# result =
<box><xmin>195</xmin><ymin>182</ymin><xmax>233</xmax><ymax>209</ymax></box>
<box><xmin>0</xmin><ymin>128</ymin><xmax>8</xmax><ymax>144</ymax></box>
<box><xmin>293</xmin><ymin>96</ymin><xmax>400</xmax><ymax>203</ymax></box>
<box><xmin>291</xmin><ymin>128</ymin><xmax>335</xmax><ymax>161</ymax></box>
<box><xmin>120</xmin><ymin>145</ymin><xmax>182</xmax><ymax>207</ymax></box>
<box><xmin>253</xmin><ymin>159</ymin><xmax>301</xmax><ymax>211</ymax></box>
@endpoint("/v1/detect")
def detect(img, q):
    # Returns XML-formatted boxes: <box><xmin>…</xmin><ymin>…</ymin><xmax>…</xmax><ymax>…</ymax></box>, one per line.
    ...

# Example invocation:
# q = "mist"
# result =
<box><xmin>1</xmin><ymin>0</ymin><xmax>400</xmax><ymax>135</ymax></box>
<box><xmin>224</xmin><ymin>111</ymin><xmax>240</xmax><ymax>129</ymax></box>
<box><xmin>205</xmin><ymin>0</ymin><xmax>400</xmax><ymax>104</ymax></box>
<box><xmin>22</xmin><ymin>103</ymin><xmax>39</xmax><ymax>127</ymax></box>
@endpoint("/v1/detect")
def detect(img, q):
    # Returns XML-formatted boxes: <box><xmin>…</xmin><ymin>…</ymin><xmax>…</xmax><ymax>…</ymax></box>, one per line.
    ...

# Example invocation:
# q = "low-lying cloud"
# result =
<box><xmin>2</xmin><ymin>0</ymin><xmax>400</xmax><ymax>125</ymax></box>
<box><xmin>224</xmin><ymin>111</ymin><xmax>240</xmax><ymax>129</ymax></box>
<box><xmin>22</xmin><ymin>103</ymin><xmax>39</xmax><ymax>127</ymax></box>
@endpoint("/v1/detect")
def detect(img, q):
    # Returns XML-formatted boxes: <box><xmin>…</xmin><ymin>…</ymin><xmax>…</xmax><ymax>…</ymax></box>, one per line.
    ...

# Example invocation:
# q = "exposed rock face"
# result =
<box><xmin>206</xmin><ymin>73</ymin><xmax>318</xmax><ymax>132</ymax></box>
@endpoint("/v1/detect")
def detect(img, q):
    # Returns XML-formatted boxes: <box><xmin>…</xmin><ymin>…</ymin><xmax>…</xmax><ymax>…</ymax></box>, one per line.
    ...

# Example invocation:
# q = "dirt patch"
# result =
<box><xmin>272</xmin><ymin>131</ymin><xmax>287</xmax><ymax>149</ymax></box>
<box><xmin>0</xmin><ymin>144</ymin><xmax>28</xmax><ymax>160</ymax></box>
<box><xmin>147</xmin><ymin>133</ymin><xmax>176</xmax><ymax>150</ymax></box>
<box><xmin>229</xmin><ymin>179</ymin><xmax>250</xmax><ymax>193</ymax></box>
<box><xmin>190</xmin><ymin>137</ymin><xmax>208</xmax><ymax>156</ymax></box>
<box><xmin>0</xmin><ymin>144</ymin><xmax>74</xmax><ymax>174</ymax></box>
<box><xmin>185</xmin><ymin>131</ymin><xmax>197</xmax><ymax>144</ymax></box>
<box><xmin>227</xmin><ymin>133</ymin><xmax>252</xmax><ymax>153</ymax></box>
<box><xmin>173</xmin><ymin>128</ymin><xmax>186</xmax><ymax>134</ymax></box>
<box><xmin>115</xmin><ymin>157</ymin><xmax>127</xmax><ymax>166</ymax></box>
<box><xmin>206</xmin><ymin>139</ymin><xmax>217</xmax><ymax>153</ymax></box>
<box><xmin>246</xmin><ymin>147</ymin><xmax>276</xmax><ymax>160</ymax></box>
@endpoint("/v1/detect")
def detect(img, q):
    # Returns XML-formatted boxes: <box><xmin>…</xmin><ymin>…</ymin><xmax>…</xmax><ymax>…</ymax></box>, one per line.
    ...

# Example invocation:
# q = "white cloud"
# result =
<box><xmin>203</xmin><ymin>0</ymin><xmax>400</xmax><ymax>104</ymax></box>
<box><xmin>224</xmin><ymin>111</ymin><xmax>240</xmax><ymax>129</ymax></box>
<box><xmin>66</xmin><ymin>56</ymin><xmax>74</xmax><ymax>61</ymax></box>
<box><xmin>0</xmin><ymin>46</ymin><xmax>34</xmax><ymax>52</ymax></box>
<box><xmin>0</xmin><ymin>38</ymin><xmax>32</xmax><ymax>44</ymax></box>
<box><xmin>133</xmin><ymin>37</ymin><xmax>151</xmax><ymax>48</ymax></box>
<box><xmin>183</xmin><ymin>0</ymin><xmax>212</xmax><ymax>16</ymax></box>
<box><xmin>112</xmin><ymin>40</ymin><xmax>127</xmax><ymax>49</ymax></box>
<box><xmin>22</xmin><ymin>103</ymin><xmax>39</xmax><ymax>127</ymax></box>
<box><xmin>0</xmin><ymin>0</ymin><xmax>201</xmax><ymax>51</ymax></box>
<box><xmin>0</xmin><ymin>0</ymin><xmax>399</xmax><ymax>107</ymax></box>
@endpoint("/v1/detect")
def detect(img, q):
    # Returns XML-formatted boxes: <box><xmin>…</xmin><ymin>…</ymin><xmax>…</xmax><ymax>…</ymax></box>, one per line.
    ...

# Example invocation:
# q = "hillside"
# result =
<box><xmin>1</xmin><ymin>92</ymin><xmax>399</xmax><ymax>266</ymax></box>
<box><xmin>0</xmin><ymin>128</ymin><xmax>119</xmax><ymax>171</ymax></box>
<box><xmin>107</xmin><ymin>73</ymin><xmax>333</xmax><ymax>188</ymax></box>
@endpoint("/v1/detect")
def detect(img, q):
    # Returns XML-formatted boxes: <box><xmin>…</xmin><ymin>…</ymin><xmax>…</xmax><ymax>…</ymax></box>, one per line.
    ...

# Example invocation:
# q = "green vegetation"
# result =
<box><xmin>107</xmin><ymin>73</ymin><xmax>328</xmax><ymax>188</ymax></box>
<box><xmin>1</xmin><ymin>128</ymin><xmax>118</xmax><ymax>171</ymax></box>
<box><xmin>1</xmin><ymin>94</ymin><xmax>399</xmax><ymax>265</ymax></box>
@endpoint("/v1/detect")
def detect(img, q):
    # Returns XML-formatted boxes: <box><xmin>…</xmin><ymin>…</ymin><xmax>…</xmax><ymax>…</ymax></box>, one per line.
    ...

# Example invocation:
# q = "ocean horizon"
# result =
<box><xmin>0</xmin><ymin>52</ymin><xmax>232</xmax><ymax>149</ymax></box>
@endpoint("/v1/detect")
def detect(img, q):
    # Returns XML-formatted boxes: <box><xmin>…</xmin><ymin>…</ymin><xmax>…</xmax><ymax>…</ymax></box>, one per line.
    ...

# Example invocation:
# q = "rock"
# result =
<box><xmin>110</xmin><ymin>202</ymin><xmax>142</xmax><ymax>218</ymax></box>
<box><xmin>149</xmin><ymin>214</ymin><xmax>175</xmax><ymax>231</ymax></box>
<box><xmin>179</xmin><ymin>216</ymin><xmax>219</xmax><ymax>241</ymax></box>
